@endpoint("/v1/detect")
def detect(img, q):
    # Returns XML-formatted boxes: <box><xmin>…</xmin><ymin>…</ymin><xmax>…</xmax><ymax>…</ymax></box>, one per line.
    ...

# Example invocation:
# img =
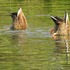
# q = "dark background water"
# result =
<box><xmin>0</xmin><ymin>0</ymin><xmax>70</xmax><ymax>70</ymax></box>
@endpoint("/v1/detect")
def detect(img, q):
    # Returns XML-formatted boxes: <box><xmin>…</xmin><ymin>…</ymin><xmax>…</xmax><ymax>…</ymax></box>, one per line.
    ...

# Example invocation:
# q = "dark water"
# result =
<box><xmin>0</xmin><ymin>0</ymin><xmax>70</xmax><ymax>70</ymax></box>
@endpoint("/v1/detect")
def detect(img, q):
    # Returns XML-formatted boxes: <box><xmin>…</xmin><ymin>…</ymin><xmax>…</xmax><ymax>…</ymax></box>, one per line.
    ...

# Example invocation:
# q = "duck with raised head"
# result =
<box><xmin>10</xmin><ymin>8</ymin><xmax>28</xmax><ymax>30</ymax></box>
<box><xmin>50</xmin><ymin>12</ymin><xmax>70</xmax><ymax>38</ymax></box>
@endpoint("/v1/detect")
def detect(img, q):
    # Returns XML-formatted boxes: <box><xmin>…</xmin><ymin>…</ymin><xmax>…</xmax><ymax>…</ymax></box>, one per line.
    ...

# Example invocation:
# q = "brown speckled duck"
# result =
<box><xmin>10</xmin><ymin>8</ymin><xmax>28</xmax><ymax>30</ymax></box>
<box><xmin>50</xmin><ymin>12</ymin><xmax>70</xmax><ymax>38</ymax></box>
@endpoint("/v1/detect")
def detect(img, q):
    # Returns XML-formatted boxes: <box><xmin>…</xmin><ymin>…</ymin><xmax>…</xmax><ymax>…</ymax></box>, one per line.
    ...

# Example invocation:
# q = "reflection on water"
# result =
<box><xmin>0</xmin><ymin>0</ymin><xmax>70</xmax><ymax>70</ymax></box>
<box><xmin>0</xmin><ymin>27</ymin><xmax>54</xmax><ymax>70</ymax></box>
<box><xmin>54</xmin><ymin>35</ymin><xmax>70</xmax><ymax>69</ymax></box>
<box><xmin>0</xmin><ymin>26</ymin><xmax>70</xmax><ymax>70</ymax></box>
<box><xmin>55</xmin><ymin>36</ymin><xmax>70</xmax><ymax>53</ymax></box>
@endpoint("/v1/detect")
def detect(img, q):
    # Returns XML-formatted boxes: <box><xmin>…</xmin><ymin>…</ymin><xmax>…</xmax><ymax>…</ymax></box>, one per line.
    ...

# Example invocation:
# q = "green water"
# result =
<box><xmin>0</xmin><ymin>0</ymin><xmax>70</xmax><ymax>70</ymax></box>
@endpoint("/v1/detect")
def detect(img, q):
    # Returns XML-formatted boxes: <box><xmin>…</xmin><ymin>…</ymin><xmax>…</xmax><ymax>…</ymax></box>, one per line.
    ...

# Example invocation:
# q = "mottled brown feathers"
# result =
<box><xmin>10</xmin><ymin>8</ymin><xmax>28</xmax><ymax>30</ymax></box>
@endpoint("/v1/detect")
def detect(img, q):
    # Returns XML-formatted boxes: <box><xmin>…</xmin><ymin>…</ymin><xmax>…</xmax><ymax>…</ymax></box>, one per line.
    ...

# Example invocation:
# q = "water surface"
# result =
<box><xmin>0</xmin><ymin>0</ymin><xmax>70</xmax><ymax>70</ymax></box>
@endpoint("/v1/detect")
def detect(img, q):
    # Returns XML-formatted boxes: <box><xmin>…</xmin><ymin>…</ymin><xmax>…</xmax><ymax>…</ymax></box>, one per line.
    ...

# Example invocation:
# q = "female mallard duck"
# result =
<box><xmin>10</xmin><ymin>8</ymin><xmax>28</xmax><ymax>30</ymax></box>
<box><xmin>50</xmin><ymin>12</ymin><xmax>70</xmax><ymax>38</ymax></box>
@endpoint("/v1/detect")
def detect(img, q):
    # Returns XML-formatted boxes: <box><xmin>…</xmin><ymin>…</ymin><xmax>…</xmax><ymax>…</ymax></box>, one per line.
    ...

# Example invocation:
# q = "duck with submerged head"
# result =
<box><xmin>50</xmin><ymin>12</ymin><xmax>70</xmax><ymax>38</ymax></box>
<box><xmin>10</xmin><ymin>8</ymin><xmax>28</xmax><ymax>30</ymax></box>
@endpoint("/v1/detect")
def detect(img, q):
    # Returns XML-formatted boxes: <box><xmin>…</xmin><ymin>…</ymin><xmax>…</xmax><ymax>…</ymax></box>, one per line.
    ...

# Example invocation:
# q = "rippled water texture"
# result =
<box><xmin>0</xmin><ymin>0</ymin><xmax>70</xmax><ymax>70</ymax></box>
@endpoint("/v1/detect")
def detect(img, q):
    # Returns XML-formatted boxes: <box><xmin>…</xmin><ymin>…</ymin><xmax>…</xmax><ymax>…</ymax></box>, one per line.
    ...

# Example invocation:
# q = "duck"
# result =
<box><xmin>50</xmin><ymin>12</ymin><xmax>70</xmax><ymax>38</ymax></box>
<box><xmin>10</xmin><ymin>8</ymin><xmax>28</xmax><ymax>30</ymax></box>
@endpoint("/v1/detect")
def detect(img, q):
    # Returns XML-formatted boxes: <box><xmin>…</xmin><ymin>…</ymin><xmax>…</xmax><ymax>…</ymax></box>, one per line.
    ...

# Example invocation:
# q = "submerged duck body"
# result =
<box><xmin>10</xmin><ymin>8</ymin><xmax>28</xmax><ymax>30</ymax></box>
<box><xmin>50</xmin><ymin>12</ymin><xmax>70</xmax><ymax>37</ymax></box>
